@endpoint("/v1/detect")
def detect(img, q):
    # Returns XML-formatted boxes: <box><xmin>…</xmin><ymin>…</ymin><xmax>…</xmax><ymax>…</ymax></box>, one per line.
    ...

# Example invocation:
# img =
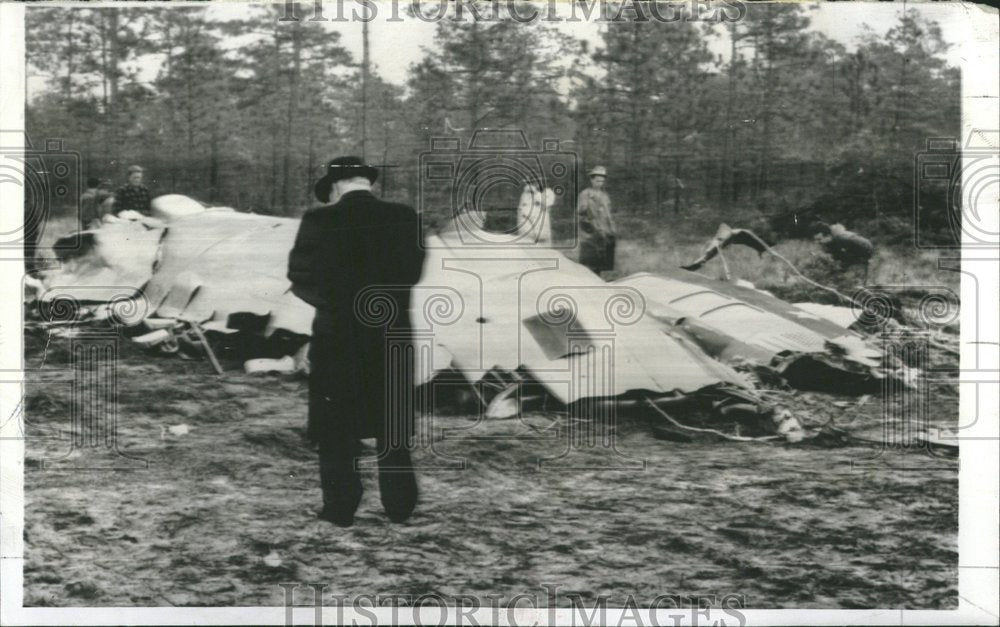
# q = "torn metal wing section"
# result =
<box><xmin>411</xmin><ymin>227</ymin><xmax>749</xmax><ymax>405</ymax></box>
<box><xmin>616</xmin><ymin>270</ymin><xmax>884</xmax><ymax>392</ymax></box>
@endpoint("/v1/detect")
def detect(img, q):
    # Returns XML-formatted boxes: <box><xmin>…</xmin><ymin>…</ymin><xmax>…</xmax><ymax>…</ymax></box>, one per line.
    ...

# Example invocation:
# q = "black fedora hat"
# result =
<box><xmin>314</xmin><ymin>156</ymin><xmax>379</xmax><ymax>203</ymax></box>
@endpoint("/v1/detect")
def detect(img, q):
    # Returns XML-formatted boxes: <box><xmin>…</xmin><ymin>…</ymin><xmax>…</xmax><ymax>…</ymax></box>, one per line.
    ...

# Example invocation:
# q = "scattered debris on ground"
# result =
<box><xmin>26</xmin><ymin>202</ymin><xmax>960</xmax><ymax>450</ymax></box>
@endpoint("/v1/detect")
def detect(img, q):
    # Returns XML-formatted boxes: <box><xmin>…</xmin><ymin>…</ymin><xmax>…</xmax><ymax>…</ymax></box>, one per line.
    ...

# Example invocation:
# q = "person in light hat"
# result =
<box><xmin>112</xmin><ymin>164</ymin><xmax>151</xmax><ymax>216</ymax></box>
<box><xmin>288</xmin><ymin>156</ymin><xmax>426</xmax><ymax>528</ymax></box>
<box><xmin>577</xmin><ymin>165</ymin><xmax>616</xmax><ymax>275</ymax></box>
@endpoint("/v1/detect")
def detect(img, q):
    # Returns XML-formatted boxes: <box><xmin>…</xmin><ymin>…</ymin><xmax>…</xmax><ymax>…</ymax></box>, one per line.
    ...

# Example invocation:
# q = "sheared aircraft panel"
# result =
<box><xmin>41</xmin><ymin>204</ymin><xmax>312</xmax><ymax>335</ymax></box>
<box><xmin>616</xmin><ymin>272</ymin><xmax>857</xmax><ymax>365</ymax></box>
<box><xmin>414</xmin><ymin>228</ymin><xmax>748</xmax><ymax>403</ymax></box>
<box><xmin>141</xmin><ymin>208</ymin><xmax>311</xmax><ymax>332</ymax></box>
<box><xmin>44</xmin><ymin>218</ymin><xmax>164</xmax><ymax>304</ymax></box>
<box><xmin>652</xmin><ymin>268</ymin><xmax>851</xmax><ymax>337</ymax></box>
<box><xmin>39</xmin><ymin>196</ymin><xmax>751</xmax><ymax>403</ymax></box>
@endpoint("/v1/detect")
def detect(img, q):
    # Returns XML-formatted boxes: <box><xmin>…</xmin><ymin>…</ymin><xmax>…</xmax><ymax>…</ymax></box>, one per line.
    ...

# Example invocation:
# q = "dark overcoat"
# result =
<box><xmin>287</xmin><ymin>190</ymin><xmax>426</xmax><ymax>446</ymax></box>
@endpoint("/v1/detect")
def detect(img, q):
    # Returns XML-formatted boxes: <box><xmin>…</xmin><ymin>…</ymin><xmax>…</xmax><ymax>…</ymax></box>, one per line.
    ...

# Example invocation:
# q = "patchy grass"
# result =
<box><xmin>614</xmin><ymin>231</ymin><xmax>955</xmax><ymax>294</ymax></box>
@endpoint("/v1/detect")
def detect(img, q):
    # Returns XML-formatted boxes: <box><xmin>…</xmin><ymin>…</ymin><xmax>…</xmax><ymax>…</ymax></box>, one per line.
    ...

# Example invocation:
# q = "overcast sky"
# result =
<box><xmin>27</xmin><ymin>1</ymin><xmax>975</xmax><ymax>99</ymax></box>
<box><xmin>251</xmin><ymin>1</ymin><xmax>974</xmax><ymax>86</ymax></box>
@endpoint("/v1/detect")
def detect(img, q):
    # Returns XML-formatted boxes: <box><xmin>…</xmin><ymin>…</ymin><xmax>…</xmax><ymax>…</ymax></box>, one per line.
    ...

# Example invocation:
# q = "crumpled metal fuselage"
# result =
<box><xmin>36</xmin><ymin>195</ymin><xmax>873</xmax><ymax>405</ymax></box>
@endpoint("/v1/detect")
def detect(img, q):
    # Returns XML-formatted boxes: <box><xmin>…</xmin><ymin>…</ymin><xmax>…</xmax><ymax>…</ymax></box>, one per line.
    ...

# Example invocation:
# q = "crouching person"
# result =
<box><xmin>812</xmin><ymin>222</ymin><xmax>875</xmax><ymax>287</ymax></box>
<box><xmin>288</xmin><ymin>156</ymin><xmax>426</xmax><ymax>527</ymax></box>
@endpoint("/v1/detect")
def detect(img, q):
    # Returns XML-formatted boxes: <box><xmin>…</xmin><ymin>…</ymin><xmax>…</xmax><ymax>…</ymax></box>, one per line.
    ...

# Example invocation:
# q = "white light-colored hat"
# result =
<box><xmin>588</xmin><ymin>166</ymin><xmax>607</xmax><ymax>178</ymax></box>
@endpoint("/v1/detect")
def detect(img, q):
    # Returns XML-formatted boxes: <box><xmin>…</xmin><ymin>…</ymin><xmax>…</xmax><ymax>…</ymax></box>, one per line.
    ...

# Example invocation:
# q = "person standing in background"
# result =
<box><xmin>577</xmin><ymin>165</ymin><xmax>616</xmax><ymax>275</ymax></box>
<box><xmin>112</xmin><ymin>165</ymin><xmax>152</xmax><ymax>216</ymax></box>
<box><xmin>80</xmin><ymin>177</ymin><xmax>112</xmax><ymax>228</ymax></box>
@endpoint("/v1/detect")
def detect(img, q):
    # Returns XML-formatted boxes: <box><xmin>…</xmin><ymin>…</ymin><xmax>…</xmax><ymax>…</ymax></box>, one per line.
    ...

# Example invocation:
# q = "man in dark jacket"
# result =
<box><xmin>288</xmin><ymin>156</ymin><xmax>426</xmax><ymax>527</ymax></box>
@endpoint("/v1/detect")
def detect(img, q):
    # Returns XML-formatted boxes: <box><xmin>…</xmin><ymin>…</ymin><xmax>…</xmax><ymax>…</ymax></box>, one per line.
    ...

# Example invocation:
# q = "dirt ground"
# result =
<box><xmin>21</xmin><ymin>211</ymin><xmax>964</xmax><ymax>611</ymax></box>
<box><xmin>20</xmin><ymin>324</ymin><xmax>958</xmax><ymax>610</ymax></box>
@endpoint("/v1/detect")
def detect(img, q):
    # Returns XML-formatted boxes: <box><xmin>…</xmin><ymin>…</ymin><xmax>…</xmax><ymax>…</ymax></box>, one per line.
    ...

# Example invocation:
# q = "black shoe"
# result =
<box><xmin>319</xmin><ymin>481</ymin><xmax>362</xmax><ymax>527</ymax></box>
<box><xmin>318</xmin><ymin>504</ymin><xmax>355</xmax><ymax>528</ymax></box>
<box><xmin>378</xmin><ymin>453</ymin><xmax>417</xmax><ymax>523</ymax></box>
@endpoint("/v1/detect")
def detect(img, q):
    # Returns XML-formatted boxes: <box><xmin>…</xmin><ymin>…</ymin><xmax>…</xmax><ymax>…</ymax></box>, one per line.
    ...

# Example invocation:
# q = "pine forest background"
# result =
<box><xmin>25</xmin><ymin>2</ymin><xmax>962</xmax><ymax>246</ymax></box>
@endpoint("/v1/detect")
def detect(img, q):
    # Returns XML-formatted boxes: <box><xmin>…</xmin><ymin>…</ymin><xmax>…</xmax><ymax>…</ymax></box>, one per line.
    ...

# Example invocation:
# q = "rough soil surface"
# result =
<box><xmin>21</xmin><ymin>329</ymin><xmax>958</xmax><ymax>609</ymax></box>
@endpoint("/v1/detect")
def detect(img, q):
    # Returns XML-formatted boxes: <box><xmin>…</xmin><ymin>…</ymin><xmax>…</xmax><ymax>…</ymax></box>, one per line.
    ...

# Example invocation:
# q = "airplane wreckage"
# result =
<box><xmin>29</xmin><ymin>195</ymin><xmax>949</xmax><ymax>447</ymax></box>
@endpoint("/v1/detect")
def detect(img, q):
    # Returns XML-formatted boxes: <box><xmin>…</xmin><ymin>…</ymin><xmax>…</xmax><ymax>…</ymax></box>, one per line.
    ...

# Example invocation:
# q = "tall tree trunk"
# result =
<box><xmin>307</xmin><ymin>130</ymin><xmax>315</xmax><ymax>204</ymax></box>
<box><xmin>673</xmin><ymin>127</ymin><xmax>683</xmax><ymax>215</ymax></box>
<box><xmin>749</xmin><ymin>20</ymin><xmax>767</xmax><ymax>203</ymax></box>
<box><xmin>184</xmin><ymin>44</ymin><xmax>195</xmax><ymax>156</ymax></box>
<box><xmin>603</xmin><ymin>114</ymin><xmax>613</xmax><ymax>176</ymax></box>
<box><xmin>891</xmin><ymin>43</ymin><xmax>908</xmax><ymax>153</ymax></box>
<box><xmin>270</xmin><ymin>118</ymin><xmax>279</xmax><ymax>210</ymax></box>
<box><xmin>381</xmin><ymin>119</ymin><xmax>391</xmax><ymax>196</ymax></box>
<box><xmin>468</xmin><ymin>18</ymin><xmax>482</xmax><ymax>129</ymax></box>
<box><xmin>722</xmin><ymin>22</ymin><xmax>737</xmax><ymax>204</ymax></box>
<box><xmin>107</xmin><ymin>10</ymin><xmax>121</xmax><ymax>163</ymax></box>
<box><xmin>628</xmin><ymin>21</ymin><xmax>644</xmax><ymax>206</ymax></box>
<box><xmin>361</xmin><ymin>19</ymin><xmax>369</xmax><ymax>160</ymax></box>
<box><xmin>208</xmin><ymin>113</ymin><xmax>220</xmax><ymax>203</ymax></box>
<box><xmin>99</xmin><ymin>12</ymin><xmax>111</xmax><ymax>169</ymax></box>
<box><xmin>756</xmin><ymin>7</ymin><xmax>779</xmax><ymax>203</ymax></box>
<box><xmin>282</xmin><ymin>20</ymin><xmax>301</xmax><ymax>212</ymax></box>
<box><xmin>62</xmin><ymin>12</ymin><xmax>76</xmax><ymax>100</ymax></box>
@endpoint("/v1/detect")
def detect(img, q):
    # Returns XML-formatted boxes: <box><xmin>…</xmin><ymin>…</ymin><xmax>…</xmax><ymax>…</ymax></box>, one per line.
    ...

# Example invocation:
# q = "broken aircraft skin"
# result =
<box><xmin>32</xmin><ymin>195</ymin><xmax>883</xmax><ymax>441</ymax></box>
<box><xmin>616</xmin><ymin>271</ymin><xmax>885</xmax><ymax>393</ymax></box>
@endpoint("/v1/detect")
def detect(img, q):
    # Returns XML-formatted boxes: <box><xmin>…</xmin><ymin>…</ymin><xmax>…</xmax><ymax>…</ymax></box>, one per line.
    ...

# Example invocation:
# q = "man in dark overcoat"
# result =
<box><xmin>288</xmin><ymin>156</ymin><xmax>426</xmax><ymax>527</ymax></box>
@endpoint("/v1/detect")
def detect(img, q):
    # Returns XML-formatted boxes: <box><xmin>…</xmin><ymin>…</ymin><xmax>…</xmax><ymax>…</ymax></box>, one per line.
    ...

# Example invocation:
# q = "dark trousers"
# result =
<box><xmin>317</xmin><ymin>438</ymin><xmax>415</xmax><ymax>492</ymax></box>
<box><xmin>581</xmin><ymin>235</ymin><xmax>617</xmax><ymax>275</ymax></box>
<box><xmin>318</xmin><ymin>438</ymin><xmax>364</xmax><ymax>510</ymax></box>
<box><xmin>318</xmin><ymin>437</ymin><xmax>417</xmax><ymax>520</ymax></box>
<box><xmin>309</xmin><ymin>332</ymin><xmax>418</xmax><ymax>521</ymax></box>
